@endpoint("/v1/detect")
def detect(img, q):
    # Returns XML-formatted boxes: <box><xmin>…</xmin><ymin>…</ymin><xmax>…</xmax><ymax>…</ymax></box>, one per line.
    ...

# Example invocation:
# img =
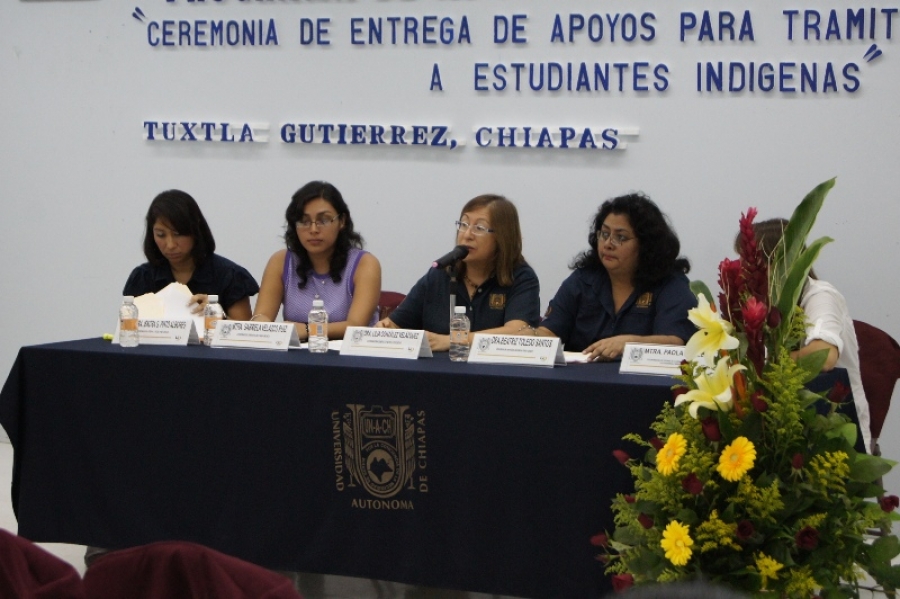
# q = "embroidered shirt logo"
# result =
<box><xmin>489</xmin><ymin>293</ymin><xmax>506</xmax><ymax>309</ymax></box>
<box><xmin>636</xmin><ymin>292</ymin><xmax>654</xmax><ymax>308</ymax></box>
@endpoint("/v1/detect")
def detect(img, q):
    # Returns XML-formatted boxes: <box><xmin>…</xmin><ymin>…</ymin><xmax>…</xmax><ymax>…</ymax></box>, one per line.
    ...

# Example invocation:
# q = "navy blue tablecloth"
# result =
<box><xmin>0</xmin><ymin>339</ymin><xmax>857</xmax><ymax>598</ymax></box>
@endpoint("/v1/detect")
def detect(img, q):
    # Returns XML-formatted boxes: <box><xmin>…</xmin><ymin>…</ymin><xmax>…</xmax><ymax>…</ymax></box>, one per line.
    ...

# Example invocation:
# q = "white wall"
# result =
<box><xmin>2</xmin><ymin>1</ymin><xmax>898</xmax><ymax>485</ymax></box>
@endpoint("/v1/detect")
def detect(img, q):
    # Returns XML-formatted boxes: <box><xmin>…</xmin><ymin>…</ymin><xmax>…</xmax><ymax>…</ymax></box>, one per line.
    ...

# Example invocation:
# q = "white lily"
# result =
<box><xmin>674</xmin><ymin>356</ymin><xmax>746</xmax><ymax>419</ymax></box>
<box><xmin>684</xmin><ymin>293</ymin><xmax>740</xmax><ymax>367</ymax></box>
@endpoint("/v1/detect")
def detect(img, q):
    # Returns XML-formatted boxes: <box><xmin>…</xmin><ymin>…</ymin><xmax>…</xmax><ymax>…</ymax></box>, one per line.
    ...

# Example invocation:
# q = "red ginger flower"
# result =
<box><xmin>638</xmin><ymin>513</ymin><xmax>654</xmax><ymax>529</ymax></box>
<box><xmin>743</xmin><ymin>296</ymin><xmax>768</xmax><ymax>375</ymax></box>
<box><xmin>613</xmin><ymin>450</ymin><xmax>631</xmax><ymax>465</ymax></box>
<box><xmin>737</xmin><ymin>207</ymin><xmax>769</xmax><ymax>305</ymax></box>
<box><xmin>717</xmin><ymin>258</ymin><xmax>743</xmax><ymax>323</ymax></box>
<box><xmin>590</xmin><ymin>532</ymin><xmax>609</xmax><ymax>548</ymax></box>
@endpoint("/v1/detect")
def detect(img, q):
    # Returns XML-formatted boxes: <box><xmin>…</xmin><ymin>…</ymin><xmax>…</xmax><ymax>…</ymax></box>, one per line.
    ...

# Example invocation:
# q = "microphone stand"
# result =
<box><xmin>449</xmin><ymin>262</ymin><xmax>460</xmax><ymax>322</ymax></box>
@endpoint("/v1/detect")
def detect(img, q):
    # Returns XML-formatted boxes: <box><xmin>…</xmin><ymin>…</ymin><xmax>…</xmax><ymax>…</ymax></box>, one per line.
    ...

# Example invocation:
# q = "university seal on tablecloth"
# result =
<box><xmin>332</xmin><ymin>404</ymin><xmax>428</xmax><ymax>509</ymax></box>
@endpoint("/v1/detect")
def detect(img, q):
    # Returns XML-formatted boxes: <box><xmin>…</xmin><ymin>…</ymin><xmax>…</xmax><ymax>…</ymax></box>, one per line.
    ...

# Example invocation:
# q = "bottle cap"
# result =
<box><xmin>123</xmin><ymin>296</ymin><xmax>134</xmax><ymax>303</ymax></box>
<box><xmin>454</xmin><ymin>306</ymin><xmax>467</xmax><ymax>314</ymax></box>
<box><xmin>312</xmin><ymin>299</ymin><xmax>324</xmax><ymax>307</ymax></box>
<box><xmin>208</xmin><ymin>295</ymin><xmax>219</xmax><ymax>303</ymax></box>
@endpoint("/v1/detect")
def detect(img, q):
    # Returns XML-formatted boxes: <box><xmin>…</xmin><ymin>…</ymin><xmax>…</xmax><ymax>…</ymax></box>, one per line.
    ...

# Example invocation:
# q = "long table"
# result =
<box><xmin>0</xmin><ymin>339</ymin><xmax>853</xmax><ymax>598</ymax></box>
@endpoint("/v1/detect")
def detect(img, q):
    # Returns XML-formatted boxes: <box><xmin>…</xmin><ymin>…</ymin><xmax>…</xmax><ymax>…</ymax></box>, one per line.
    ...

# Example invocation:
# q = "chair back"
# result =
<box><xmin>0</xmin><ymin>528</ymin><xmax>85</xmax><ymax>599</ymax></box>
<box><xmin>378</xmin><ymin>291</ymin><xmax>407</xmax><ymax>321</ymax></box>
<box><xmin>82</xmin><ymin>541</ymin><xmax>301</xmax><ymax>599</ymax></box>
<box><xmin>852</xmin><ymin>320</ymin><xmax>900</xmax><ymax>447</ymax></box>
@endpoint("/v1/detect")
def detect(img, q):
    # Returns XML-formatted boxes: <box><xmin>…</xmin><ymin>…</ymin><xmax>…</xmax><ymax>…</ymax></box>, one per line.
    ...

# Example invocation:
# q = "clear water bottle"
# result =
<box><xmin>119</xmin><ymin>296</ymin><xmax>139</xmax><ymax>348</ymax></box>
<box><xmin>204</xmin><ymin>295</ymin><xmax>224</xmax><ymax>346</ymax></box>
<box><xmin>449</xmin><ymin>305</ymin><xmax>470</xmax><ymax>362</ymax></box>
<box><xmin>308</xmin><ymin>299</ymin><xmax>329</xmax><ymax>353</ymax></box>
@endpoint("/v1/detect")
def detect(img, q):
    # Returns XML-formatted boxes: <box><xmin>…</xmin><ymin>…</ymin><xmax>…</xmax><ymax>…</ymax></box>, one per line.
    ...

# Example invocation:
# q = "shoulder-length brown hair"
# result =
<box><xmin>457</xmin><ymin>194</ymin><xmax>525</xmax><ymax>286</ymax></box>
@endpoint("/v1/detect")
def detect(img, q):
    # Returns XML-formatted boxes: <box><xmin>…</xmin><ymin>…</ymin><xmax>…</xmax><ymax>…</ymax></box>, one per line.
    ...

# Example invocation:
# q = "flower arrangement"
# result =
<box><xmin>599</xmin><ymin>179</ymin><xmax>900</xmax><ymax>597</ymax></box>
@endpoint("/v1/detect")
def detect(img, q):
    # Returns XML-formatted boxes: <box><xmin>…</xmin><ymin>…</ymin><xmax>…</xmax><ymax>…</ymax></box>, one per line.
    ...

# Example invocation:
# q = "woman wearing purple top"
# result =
<box><xmin>251</xmin><ymin>181</ymin><xmax>381</xmax><ymax>341</ymax></box>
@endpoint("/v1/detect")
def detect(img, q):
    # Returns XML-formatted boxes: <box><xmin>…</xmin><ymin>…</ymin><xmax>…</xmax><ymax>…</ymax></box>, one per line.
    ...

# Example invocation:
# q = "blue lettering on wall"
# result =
<box><xmin>784</xmin><ymin>8</ymin><xmax>897</xmax><ymax>40</ymax></box>
<box><xmin>147</xmin><ymin>19</ymin><xmax>278</xmax><ymax>47</ymax></box>
<box><xmin>350</xmin><ymin>16</ymin><xmax>470</xmax><ymax>45</ymax></box>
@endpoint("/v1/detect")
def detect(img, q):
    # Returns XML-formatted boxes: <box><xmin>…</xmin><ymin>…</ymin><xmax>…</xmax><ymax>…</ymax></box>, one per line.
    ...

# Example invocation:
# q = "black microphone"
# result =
<box><xmin>432</xmin><ymin>245</ymin><xmax>470</xmax><ymax>268</ymax></box>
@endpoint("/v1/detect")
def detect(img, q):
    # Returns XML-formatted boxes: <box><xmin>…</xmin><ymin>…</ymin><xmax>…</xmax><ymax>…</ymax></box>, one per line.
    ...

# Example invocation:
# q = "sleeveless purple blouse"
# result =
<box><xmin>281</xmin><ymin>248</ymin><xmax>377</xmax><ymax>325</ymax></box>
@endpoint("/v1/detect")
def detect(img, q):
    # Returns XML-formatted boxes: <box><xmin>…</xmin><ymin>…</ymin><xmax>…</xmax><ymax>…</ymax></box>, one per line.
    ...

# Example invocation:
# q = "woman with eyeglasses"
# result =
<box><xmin>535</xmin><ymin>193</ymin><xmax>696</xmax><ymax>361</ymax></box>
<box><xmin>378</xmin><ymin>194</ymin><xmax>540</xmax><ymax>352</ymax></box>
<box><xmin>251</xmin><ymin>181</ymin><xmax>381</xmax><ymax>341</ymax></box>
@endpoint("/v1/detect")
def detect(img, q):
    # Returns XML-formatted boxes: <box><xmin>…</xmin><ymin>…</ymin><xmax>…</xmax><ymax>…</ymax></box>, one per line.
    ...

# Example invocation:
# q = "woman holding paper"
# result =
<box><xmin>535</xmin><ymin>193</ymin><xmax>696</xmax><ymax>361</ymax></box>
<box><xmin>123</xmin><ymin>190</ymin><xmax>259</xmax><ymax>320</ymax></box>
<box><xmin>377</xmin><ymin>194</ymin><xmax>540</xmax><ymax>352</ymax></box>
<box><xmin>251</xmin><ymin>181</ymin><xmax>381</xmax><ymax>341</ymax></box>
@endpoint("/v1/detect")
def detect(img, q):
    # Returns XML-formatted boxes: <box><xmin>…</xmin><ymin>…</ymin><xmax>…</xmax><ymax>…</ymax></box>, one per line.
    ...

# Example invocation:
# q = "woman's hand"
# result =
<box><xmin>188</xmin><ymin>294</ymin><xmax>208</xmax><ymax>315</ymax></box>
<box><xmin>583</xmin><ymin>335</ymin><xmax>630</xmax><ymax>362</ymax></box>
<box><xmin>294</xmin><ymin>322</ymin><xmax>309</xmax><ymax>342</ymax></box>
<box><xmin>375</xmin><ymin>318</ymin><xmax>397</xmax><ymax>329</ymax></box>
<box><xmin>426</xmin><ymin>332</ymin><xmax>451</xmax><ymax>353</ymax></box>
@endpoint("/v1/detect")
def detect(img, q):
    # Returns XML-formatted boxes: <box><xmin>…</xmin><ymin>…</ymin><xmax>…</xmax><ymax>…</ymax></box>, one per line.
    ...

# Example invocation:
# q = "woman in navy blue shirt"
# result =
<box><xmin>380</xmin><ymin>194</ymin><xmax>540</xmax><ymax>352</ymax></box>
<box><xmin>536</xmin><ymin>193</ymin><xmax>696</xmax><ymax>361</ymax></box>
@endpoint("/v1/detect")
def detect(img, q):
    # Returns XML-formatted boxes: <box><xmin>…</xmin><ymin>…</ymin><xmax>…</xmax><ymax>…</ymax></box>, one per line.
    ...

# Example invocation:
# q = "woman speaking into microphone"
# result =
<box><xmin>377</xmin><ymin>194</ymin><xmax>540</xmax><ymax>352</ymax></box>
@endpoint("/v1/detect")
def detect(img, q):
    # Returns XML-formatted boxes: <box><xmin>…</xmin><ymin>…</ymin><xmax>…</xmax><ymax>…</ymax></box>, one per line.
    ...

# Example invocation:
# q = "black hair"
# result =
<box><xmin>143</xmin><ymin>189</ymin><xmax>215</xmax><ymax>267</ymax></box>
<box><xmin>283</xmin><ymin>181</ymin><xmax>364</xmax><ymax>288</ymax></box>
<box><xmin>572</xmin><ymin>192</ymin><xmax>690</xmax><ymax>291</ymax></box>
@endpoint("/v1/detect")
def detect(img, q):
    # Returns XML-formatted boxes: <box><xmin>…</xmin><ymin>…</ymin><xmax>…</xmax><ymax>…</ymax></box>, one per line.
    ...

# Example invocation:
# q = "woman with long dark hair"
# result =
<box><xmin>536</xmin><ymin>193</ymin><xmax>696</xmax><ymax>360</ymax></box>
<box><xmin>252</xmin><ymin>181</ymin><xmax>381</xmax><ymax>341</ymax></box>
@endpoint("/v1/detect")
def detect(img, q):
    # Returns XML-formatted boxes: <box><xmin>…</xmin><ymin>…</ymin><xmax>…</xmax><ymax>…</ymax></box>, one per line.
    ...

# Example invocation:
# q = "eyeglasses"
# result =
<box><xmin>296</xmin><ymin>215</ymin><xmax>339</xmax><ymax>230</ymax></box>
<box><xmin>455</xmin><ymin>221</ymin><xmax>494</xmax><ymax>236</ymax></box>
<box><xmin>597</xmin><ymin>229</ymin><xmax>634</xmax><ymax>247</ymax></box>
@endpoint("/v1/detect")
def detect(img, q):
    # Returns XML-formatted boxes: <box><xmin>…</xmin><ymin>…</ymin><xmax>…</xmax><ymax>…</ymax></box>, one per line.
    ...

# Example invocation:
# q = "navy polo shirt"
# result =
<box><xmin>541</xmin><ymin>268</ymin><xmax>697</xmax><ymax>352</ymax></box>
<box><xmin>390</xmin><ymin>263</ymin><xmax>540</xmax><ymax>334</ymax></box>
<box><xmin>123</xmin><ymin>253</ymin><xmax>260</xmax><ymax>311</ymax></box>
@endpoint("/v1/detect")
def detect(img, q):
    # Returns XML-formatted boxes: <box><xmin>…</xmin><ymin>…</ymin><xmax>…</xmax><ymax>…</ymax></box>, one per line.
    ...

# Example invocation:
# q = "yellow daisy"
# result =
<box><xmin>657</xmin><ymin>432</ymin><xmax>687</xmax><ymax>476</ymax></box>
<box><xmin>717</xmin><ymin>436</ymin><xmax>756</xmax><ymax>482</ymax></box>
<box><xmin>660</xmin><ymin>521</ymin><xmax>694</xmax><ymax>566</ymax></box>
<box><xmin>754</xmin><ymin>552</ymin><xmax>784</xmax><ymax>590</ymax></box>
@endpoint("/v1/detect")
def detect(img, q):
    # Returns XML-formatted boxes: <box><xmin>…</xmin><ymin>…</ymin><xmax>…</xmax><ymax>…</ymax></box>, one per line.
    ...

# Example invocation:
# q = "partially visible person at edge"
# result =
<box><xmin>746</xmin><ymin>217</ymin><xmax>871</xmax><ymax>452</ymax></box>
<box><xmin>535</xmin><ymin>193</ymin><xmax>697</xmax><ymax>361</ymax></box>
<box><xmin>123</xmin><ymin>189</ymin><xmax>259</xmax><ymax>320</ymax></box>
<box><xmin>251</xmin><ymin>181</ymin><xmax>381</xmax><ymax>341</ymax></box>
<box><xmin>377</xmin><ymin>194</ymin><xmax>540</xmax><ymax>352</ymax></box>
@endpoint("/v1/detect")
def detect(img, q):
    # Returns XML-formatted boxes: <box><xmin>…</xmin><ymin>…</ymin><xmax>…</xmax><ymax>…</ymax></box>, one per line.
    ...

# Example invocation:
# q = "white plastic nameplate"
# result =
<box><xmin>113</xmin><ymin>319</ymin><xmax>198</xmax><ymax>346</ymax></box>
<box><xmin>340</xmin><ymin>327</ymin><xmax>432</xmax><ymax>359</ymax></box>
<box><xmin>619</xmin><ymin>343</ymin><xmax>685</xmax><ymax>375</ymax></box>
<box><xmin>210</xmin><ymin>320</ymin><xmax>299</xmax><ymax>350</ymax></box>
<box><xmin>467</xmin><ymin>334</ymin><xmax>564</xmax><ymax>367</ymax></box>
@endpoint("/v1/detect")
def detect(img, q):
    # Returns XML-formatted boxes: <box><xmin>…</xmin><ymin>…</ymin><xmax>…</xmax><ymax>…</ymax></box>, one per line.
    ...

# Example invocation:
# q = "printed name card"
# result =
<box><xmin>467</xmin><ymin>334</ymin><xmax>564</xmax><ymax>367</ymax></box>
<box><xmin>619</xmin><ymin>343</ymin><xmax>686</xmax><ymax>376</ymax></box>
<box><xmin>210</xmin><ymin>320</ymin><xmax>299</xmax><ymax>350</ymax></box>
<box><xmin>339</xmin><ymin>327</ymin><xmax>432</xmax><ymax>359</ymax></box>
<box><xmin>114</xmin><ymin>319</ymin><xmax>199</xmax><ymax>346</ymax></box>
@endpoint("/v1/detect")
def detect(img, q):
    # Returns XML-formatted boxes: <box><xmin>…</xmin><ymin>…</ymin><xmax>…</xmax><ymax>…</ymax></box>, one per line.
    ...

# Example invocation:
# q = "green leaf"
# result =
<box><xmin>798</xmin><ymin>389</ymin><xmax>822</xmax><ymax>410</ymax></box>
<box><xmin>771</xmin><ymin>177</ymin><xmax>835</xmax><ymax>292</ymax></box>
<box><xmin>866</xmin><ymin>534</ymin><xmax>900</xmax><ymax>564</ymax></box>
<box><xmin>795</xmin><ymin>349</ymin><xmax>829</xmax><ymax>383</ymax></box>
<box><xmin>613</xmin><ymin>526</ymin><xmax>643</xmax><ymax>546</ymax></box>
<box><xmin>849</xmin><ymin>453</ymin><xmax>895</xmax><ymax>483</ymax></box>
<box><xmin>824</xmin><ymin>422</ymin><xmax>858</xmax><ymax>447</ymax></box>
<box><xmin>690</xmin><ymin>280</ymin><xmax>714</xmax><ymax>306</ymax></box>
